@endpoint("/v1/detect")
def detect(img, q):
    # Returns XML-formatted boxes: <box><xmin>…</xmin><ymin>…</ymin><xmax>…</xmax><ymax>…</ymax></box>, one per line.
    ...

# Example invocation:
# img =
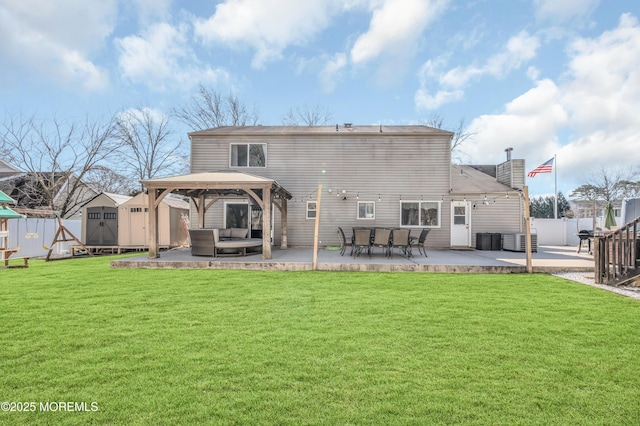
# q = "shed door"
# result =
<box><xmin>451</xmin><ymin>201</ymin><xmax>471</xmax><ymax>247</ymax></box>
<box><xmin>128</xmin><ymin>207</ymin><xmax>148</xmax><ymax>246</ymax></box>
<box><xmin>86</xmin><ymin>206</ymin><xmax>118</xmax><ymax>245</ymax></box>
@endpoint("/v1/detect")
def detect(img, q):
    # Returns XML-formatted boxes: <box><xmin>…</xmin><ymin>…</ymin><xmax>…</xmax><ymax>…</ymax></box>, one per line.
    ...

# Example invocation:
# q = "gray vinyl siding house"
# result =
<box><xmin>188</xmin><ymin>125</ymin><xmax>525</xmax><ymax>249</ymax></box>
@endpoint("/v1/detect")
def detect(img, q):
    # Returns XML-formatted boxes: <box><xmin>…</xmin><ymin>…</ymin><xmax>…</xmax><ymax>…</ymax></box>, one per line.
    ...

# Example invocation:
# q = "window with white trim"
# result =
<box><xmin>400</xmin><ymin>201</ymin><xmax>441</xmax><ymax>227</ymax></box>
<box><xmin>230</xmin><ymin>143</ymin><xmax>266</xmax><ymax>167</ymax></box>
<box><xmin>357</xmin><ymin>201</ymin><xmax>375</xmax><ymax>220</ymax></box>
<box><xmin>306</xmin><ymin>201</ymin><xmax>317</xmax><ymax>219</ymax></box>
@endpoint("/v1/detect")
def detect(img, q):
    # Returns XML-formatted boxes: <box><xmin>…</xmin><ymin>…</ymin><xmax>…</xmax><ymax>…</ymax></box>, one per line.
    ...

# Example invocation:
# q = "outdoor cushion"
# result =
<box><xmin>219</xmin><ymin>228</ymin><xmax>231</xmax><ymax>238</ymax></box>
<box><xmin>230</xmin><ymin>228</ymin><xmax>248</xmax><ymax>238</ymax></box>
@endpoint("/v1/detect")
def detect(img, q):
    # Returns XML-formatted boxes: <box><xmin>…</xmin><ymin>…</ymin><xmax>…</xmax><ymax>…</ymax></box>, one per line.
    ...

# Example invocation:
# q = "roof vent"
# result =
<box><xmin>505</xmin><ymin>147</ymin><xmax>513</xmax><ymax>161</ymax></box>
<box><xmin>344</xmin><ymin>123</ymin><xmax>352</xmax><ymax>128</ymax></box>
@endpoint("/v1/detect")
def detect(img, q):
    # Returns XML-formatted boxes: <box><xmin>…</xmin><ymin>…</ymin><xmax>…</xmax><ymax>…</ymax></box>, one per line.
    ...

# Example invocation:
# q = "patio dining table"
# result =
<box><xmin>349</xmin><ymin>227</ymin><xmax>416</xmax><ymax>257</ymax></box>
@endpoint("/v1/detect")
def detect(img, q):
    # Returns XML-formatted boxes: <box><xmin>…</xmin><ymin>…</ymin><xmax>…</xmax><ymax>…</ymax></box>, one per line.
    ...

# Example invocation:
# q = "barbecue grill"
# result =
<box><xmin>577</xmin><ymin>229</ymin><xmax>594</xmax><ymax>254</ymax></box>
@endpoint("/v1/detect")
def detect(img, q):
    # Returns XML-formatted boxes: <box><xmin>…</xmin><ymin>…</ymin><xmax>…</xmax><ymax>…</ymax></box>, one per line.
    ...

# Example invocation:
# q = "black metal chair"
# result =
<box><xmin>372</xmin><ymin>228</ymin><xmax>392</xmax><ymax>257</ymax></box>
<box><xmin>390</xmin><ymin>228</ymin><xmax>412</xmax><ymax>258</ymax></box>
<box><xmin>414</xmin><ymin>228</ymin><xmax>430</xmax><ymax>257</ymax></box>
<box><xmin>337</xmin><ymin>227</ymin><xmax>352</xmax><ymax>256</ymax></box>
<box><xmin>352</xmin><ymin>228</ymin><xmax>372</xmax><ymax>258</ymax></box>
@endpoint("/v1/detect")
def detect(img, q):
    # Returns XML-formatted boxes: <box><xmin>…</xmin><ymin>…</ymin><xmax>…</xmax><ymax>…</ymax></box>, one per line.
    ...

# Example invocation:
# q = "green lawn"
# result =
<box><xmin>2</xmin><ymin>255</ymin><xmax>640</xmax><ymax>425</ymax></box>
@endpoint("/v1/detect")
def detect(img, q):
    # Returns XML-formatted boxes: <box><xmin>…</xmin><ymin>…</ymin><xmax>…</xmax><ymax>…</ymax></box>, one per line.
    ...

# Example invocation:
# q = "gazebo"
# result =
<box><xmin>141</xmin><ymin>171</ymin><xmax>292</xmax><ymax>259</ymax></box>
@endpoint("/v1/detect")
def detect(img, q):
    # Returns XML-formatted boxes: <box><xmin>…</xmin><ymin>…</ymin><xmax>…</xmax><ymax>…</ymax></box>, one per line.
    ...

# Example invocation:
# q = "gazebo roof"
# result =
<box><xmin>141</xmin><ymin>171</ymin><xmax>292</xmax><ymax>199</ymax></box>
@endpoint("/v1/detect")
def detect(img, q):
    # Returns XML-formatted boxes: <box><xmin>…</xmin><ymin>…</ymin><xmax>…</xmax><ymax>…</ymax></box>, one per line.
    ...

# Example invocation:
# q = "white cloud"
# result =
<box><xmin>0</xmin><ymin>0</ymin><xmax>115</xmax><ymax>91</ymax></box>
<box><xmin>441</xmin><ymin>31</ymin><xmax>540</xmax><ymax>88</ymax></box>
<box><xmin>415</xmin><ymin>31</ymin><xmax>540</xmax><ymax>110</ymax></box>
<box><xmin>115</xmin><ymin>22</ymin><xmax>230</xmax><ymax>91</ymax></box>
<box><xmin>534</xmin><ymin>0</ymin><xmax>600</xmax><ymax>23</ymax></box>
<box><xmin>464</xmin><ymin>13</ymin><xmax>640</xmax><ymax>191</ymax></box>
<box><xmin>193</xmin><ymin>0</ymin><xmax>339</xmax><ymax>69</ymax></box>
<box><xmin>319</xmin><ymin>53</ymin><xmax>348</xmax><ymax>92</ymax></box>
<box><xmin>562</xmin><ymin>13</ymin><xmax>640</xmax><ymax>132</ymax></box>
<box><xmin>467</xmin><ymin>79</ymin><xmax>568</xmax><ymax>163</ymax></box>
<box><xmin>415</xmin><ymin>88</ymin><xmax>463</xmax><ymax>110</ymax></box>
<box><xmin>129</xmin><ymin>0</ymin><xmax>173</xmax><ymax>25</ymax></box>
<box><xmin>350</xmin><ymin>0</ymin><xmax>449</xmax><ymax>65</ymax></box>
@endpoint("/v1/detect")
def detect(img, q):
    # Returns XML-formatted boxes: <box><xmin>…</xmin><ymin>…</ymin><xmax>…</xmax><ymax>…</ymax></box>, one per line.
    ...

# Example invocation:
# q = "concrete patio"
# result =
<box><xmin>110</xmin><ymin>245</ymin><xmax>594</xmax><ymax>274</ymax></box>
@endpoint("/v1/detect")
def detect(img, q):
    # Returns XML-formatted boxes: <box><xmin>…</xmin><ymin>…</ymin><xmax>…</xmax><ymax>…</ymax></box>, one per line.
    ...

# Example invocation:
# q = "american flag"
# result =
<box><xmin>527</xmin><ymin>157</ymin><xmax>554</xmax><ymax>177</ymax></box>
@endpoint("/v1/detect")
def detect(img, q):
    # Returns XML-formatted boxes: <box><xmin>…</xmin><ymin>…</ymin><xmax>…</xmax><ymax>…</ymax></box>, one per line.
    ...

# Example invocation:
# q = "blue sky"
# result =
<box><xmin>1</xmin><ymin>0</ymin><xmax>639</xmax><ymax>197</ymax></box>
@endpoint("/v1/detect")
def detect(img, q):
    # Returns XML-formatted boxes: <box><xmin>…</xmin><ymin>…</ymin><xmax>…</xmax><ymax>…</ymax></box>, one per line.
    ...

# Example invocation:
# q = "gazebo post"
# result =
<box><xmin>280</xmin><ymin>198</ymin><xmax>288</xmax><ymax>249</ymax></box>
<box><xmin>262</xmin><ymin>185</ymin><xmax>272</xmax><ymax>259</ymax></box>
<box><xmin>148</xmin><ymin>188</ymin><xmax>159</xmax><ymax>258</ymax></box>
<box><xmin>198</xmin><ymin>194</ymin><xmax>205</xmax><ymax>228</ymax></box>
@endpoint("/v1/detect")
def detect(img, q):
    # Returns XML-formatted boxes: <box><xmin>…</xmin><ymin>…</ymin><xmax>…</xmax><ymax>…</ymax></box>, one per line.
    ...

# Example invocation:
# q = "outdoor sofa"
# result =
<box><xmin>188</xmin><ymin>228</ymin><xmax>262</xmax><ymax>257</ymax></box>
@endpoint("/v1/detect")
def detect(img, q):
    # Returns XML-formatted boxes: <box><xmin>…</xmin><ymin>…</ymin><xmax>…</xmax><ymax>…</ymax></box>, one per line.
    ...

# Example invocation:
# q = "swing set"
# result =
<box><xmin>44</xmin><ymin>212</ymin><xmax>92</xmax><ymax>261</ymax></box>
<box><xmin>11</xmin><ymin>208</ymin><xmax>93</xmax><ymax>261</ymax></box>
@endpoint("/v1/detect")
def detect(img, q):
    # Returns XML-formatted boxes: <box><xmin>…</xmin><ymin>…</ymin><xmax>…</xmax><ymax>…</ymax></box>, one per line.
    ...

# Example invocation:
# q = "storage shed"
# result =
<box><xmin>118</xmin><ymin>192</ymin><xmax>189</xmax><ymax>248</ymax></box>
<box><xmin>80</xmin><ymin>192</ymin><xmax>132</xmax><ymax>246</ymax></box>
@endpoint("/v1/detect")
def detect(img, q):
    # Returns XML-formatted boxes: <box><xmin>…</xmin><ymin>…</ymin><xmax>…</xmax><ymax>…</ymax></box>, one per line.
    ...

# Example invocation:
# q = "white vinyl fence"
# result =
<box><xmin>530</xmin><ymin>217</ymin><xmax>616</xmax><ymax>246</ymax></box>
<box><xmin>3</xmin><ymin>218</ymin><xmax>81</xmax><ymax>259</ymax></box>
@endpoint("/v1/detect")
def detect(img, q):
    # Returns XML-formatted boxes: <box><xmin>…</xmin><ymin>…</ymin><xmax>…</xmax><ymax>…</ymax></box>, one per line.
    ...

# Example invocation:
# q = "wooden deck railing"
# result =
<box><xmin>594</xmin><ymin>217</ymin><xmax>640</xmax><ymax>285</ymax></box>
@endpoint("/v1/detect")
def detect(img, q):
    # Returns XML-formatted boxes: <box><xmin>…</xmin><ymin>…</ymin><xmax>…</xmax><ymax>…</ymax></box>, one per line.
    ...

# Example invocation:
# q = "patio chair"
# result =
<box><xmin>390</xmin><ymin>228</ymin><xmax>412</xmax><ymax>258</ymax></box>
<box><xmin>352</xmin><ymin>228</ymin><xmax>372</xmax><ymax>258</ymax></box>
<box><xmin>415</xmin><ymin>228</ymin><xmax>430</xmax><ymax>257</ymax></box>
<box><xmin>372</xmin><ymin>227</ymin><xmax>392</xmax><ymax>257</ymax></box>
<box><xmin>337</xmin><ymin>227</ymin><xmax>352</xmax><ymax>256</ymax></box>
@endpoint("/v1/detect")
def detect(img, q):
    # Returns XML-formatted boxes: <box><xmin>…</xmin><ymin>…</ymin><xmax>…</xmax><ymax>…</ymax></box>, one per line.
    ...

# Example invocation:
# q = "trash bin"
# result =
<box><xmin>476</xmin><ymin>233</ymin><xmax>491</xmax><ymax>250</ymax></box>
<box><xmin>491</xmin><ymin>233</ymin><xmax>502</xmax><ymax>250</ymax></box>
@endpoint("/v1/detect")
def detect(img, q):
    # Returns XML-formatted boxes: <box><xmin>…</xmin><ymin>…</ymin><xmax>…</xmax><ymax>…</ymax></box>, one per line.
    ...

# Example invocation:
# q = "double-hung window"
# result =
<box><xmin>400</xmin><ymin>201</ymin><xmax>441</xmax><ymax>228</ymax></box>
<box><xmin>230</xmin><ymin>143</ymin><xmax>266</xmax><ymax>167</ymax></box>
<box><xmin>306</xmin><ymin>201</ymin><xmax>317</xmax><ymax>219</ymax></box>
<box><xmin>357</xmin><ymin>201</ymin><xmax>375</xmax><ymax>220</ymax></box>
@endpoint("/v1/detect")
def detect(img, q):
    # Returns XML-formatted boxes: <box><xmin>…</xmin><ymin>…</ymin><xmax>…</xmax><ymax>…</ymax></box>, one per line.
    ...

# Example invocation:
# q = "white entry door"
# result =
<box><xmin>451</xmin><ymin>201</ymin><xmax>471</xmax><ymax>247</ymax></box>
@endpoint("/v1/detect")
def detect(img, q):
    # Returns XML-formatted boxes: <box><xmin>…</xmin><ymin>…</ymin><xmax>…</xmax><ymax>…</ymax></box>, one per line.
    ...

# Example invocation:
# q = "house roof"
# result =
<box><xmin>451</xmin><ymin>165</ymin><xmax>515</xmax><ymax>194</ymax></box>
<box><xmin>0</xmin><ymin>159</ymin><xmax>19</xmax><ymax>176</ymax></box>
<box><xmin>189</xmin><ymin>125</ymin><xmax>454</xmax><ymax>138</ymax></box>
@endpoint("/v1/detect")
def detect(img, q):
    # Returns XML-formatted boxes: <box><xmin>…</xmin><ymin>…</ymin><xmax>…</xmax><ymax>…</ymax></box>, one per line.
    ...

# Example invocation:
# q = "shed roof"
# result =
<box><xmin>79</xmin><ymin>191</ymin><xmax>133</xmax><ymax>209</ymax></box>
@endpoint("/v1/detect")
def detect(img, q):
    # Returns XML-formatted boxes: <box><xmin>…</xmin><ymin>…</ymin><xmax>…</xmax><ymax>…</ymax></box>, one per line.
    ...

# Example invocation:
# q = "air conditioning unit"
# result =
<box><xmin>502</xmin><ymin>233</ymin><xmax>537</xmax><ymax>252</ymax></box>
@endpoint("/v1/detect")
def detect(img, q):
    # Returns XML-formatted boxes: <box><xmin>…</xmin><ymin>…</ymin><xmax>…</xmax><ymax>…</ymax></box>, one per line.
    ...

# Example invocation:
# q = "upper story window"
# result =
<box><xmin>230</xmin><ymin>143</ymin><xmax>266</xmax><ymax>167</ymax></box>
<box><xmin>400</xmin><ymin>201</ymin><xmax>441</xmax><ymax>228</ymax></box>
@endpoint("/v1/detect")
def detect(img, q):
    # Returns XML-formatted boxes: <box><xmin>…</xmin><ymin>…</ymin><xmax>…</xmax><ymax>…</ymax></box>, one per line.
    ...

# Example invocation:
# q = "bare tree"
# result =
<box><xmin>570</xmin><ymin>166</ymin><xmax>639</xmax><ymax>228</ymax></box>
<box><xmin>282</xmin><ymin>104</ymin><xmax>333</xmax><ymax>126</ymax></box>
<box><xmin>423</xmin><ymin>113</ymin><xmax>475</xmax><ymax>159</ymax></box>
<box><xmin>116</xmin><ymin>108</ymin><xmax>187</xmax><ymax>191</ymax></box>
<box><xmin>83</xmin><ymin>165</ymin><xmax>137</xmax><ymax>195</ymax></box>
<box><xmin>172</xmin><ymin>84</ymin><xmax>260</xmax><ymax>130</ymax></box>
<box><xmin>0</xmin><ymin>113</ymin><xmax>120</xmax><ymax>217</ymax></box>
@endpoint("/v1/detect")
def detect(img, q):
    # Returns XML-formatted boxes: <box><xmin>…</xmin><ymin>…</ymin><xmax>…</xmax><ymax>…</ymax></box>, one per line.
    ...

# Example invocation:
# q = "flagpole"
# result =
<box><xmin>554</xmin><ymin>154</ymin><xmax>557</xmax><ymax>219</ymax></box>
